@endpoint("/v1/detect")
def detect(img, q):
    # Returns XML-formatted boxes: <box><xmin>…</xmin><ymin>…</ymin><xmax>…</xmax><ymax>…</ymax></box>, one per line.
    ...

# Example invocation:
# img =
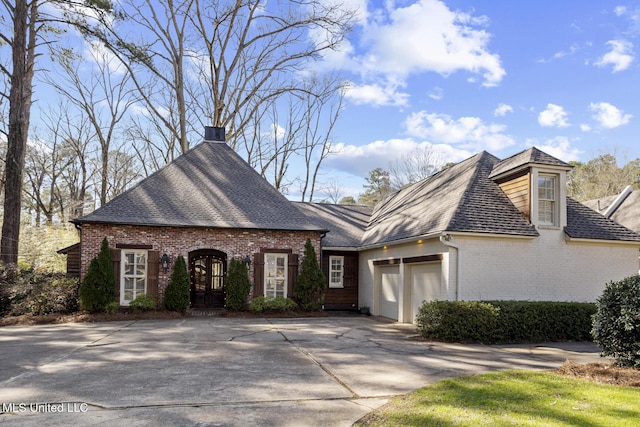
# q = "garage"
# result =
<box><xmin>410</xmin><ymin>262</ymin><xmax>442</xmax><ymax>323</ymax></box>
<box><xmin>379</xmin><ymin>265</ymin><xmax>400</xmax><ymax>320</ymax></box>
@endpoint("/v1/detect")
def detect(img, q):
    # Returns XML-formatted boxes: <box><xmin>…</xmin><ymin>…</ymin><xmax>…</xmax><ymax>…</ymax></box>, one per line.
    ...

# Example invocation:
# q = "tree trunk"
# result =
<box><xmin>1</xmin><ymin>0</ymin><xmax>36</xmax><ymax>266</ymax></box>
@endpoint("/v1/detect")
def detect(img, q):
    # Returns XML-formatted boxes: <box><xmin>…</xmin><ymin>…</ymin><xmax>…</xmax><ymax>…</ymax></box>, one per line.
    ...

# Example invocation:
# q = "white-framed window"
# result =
<box><xmin>121</xmin><ymin>250</ymin><xmax>147</xmax><ymax>305</ymax></box>
<box><xmin>329</xmin><ymin>256</ymin><xmax>344</xmax><ymax>288</ymax></box>
<box><xmin>264</xmin><ymin>253</ymin><xmax>287</xmax><ymax>298</ymax></box>
<box><xmin>538</xmin><ymin>174</ymin><xmax>557</xmax><ymax>225</ymax></box>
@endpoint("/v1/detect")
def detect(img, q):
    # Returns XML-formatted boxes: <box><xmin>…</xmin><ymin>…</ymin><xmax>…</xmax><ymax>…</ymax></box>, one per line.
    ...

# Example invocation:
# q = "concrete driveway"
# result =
<box><xmin>0</xmin><ymin>315</ymin><xmax>604</xmax><ymax>426</ymax></box>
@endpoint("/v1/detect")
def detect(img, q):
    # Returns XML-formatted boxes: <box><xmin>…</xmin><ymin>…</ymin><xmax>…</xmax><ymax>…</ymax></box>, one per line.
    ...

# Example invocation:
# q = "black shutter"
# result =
<box><xmin>253</xmin><ymin>252</ymin><xmax>265</xmax><ymax>298</ymax></box>
<box><xmin>110</xmin><ymin>249</ymin><xmax>121</xmax><ymax>304</ymax></box>
<box><xmin>147</xmin><ymin>251</ymin><xmax>160</xmax><ymax>308</ymax></box>
<box><xmin>287</xmin><ymin>253</ymin><xmax>299</xmax><ymax>298</ymax></box>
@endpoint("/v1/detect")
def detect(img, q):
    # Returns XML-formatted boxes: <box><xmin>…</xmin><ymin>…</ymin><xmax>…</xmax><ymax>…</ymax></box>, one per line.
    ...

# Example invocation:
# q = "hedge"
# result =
<box><xmin>416</xmin><ymin>300</ymin><xmax>596</xmax><ymax>344</ymax></box>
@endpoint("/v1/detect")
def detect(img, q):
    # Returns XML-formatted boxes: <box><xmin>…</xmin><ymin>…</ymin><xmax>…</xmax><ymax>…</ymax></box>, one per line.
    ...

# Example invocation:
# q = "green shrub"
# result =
<box><xmin>128</xmin><ymin>294</ymin><xmax>157</xmax><ymax>312</ymax></box>
<box><xmin>491</xmin><ymin>301</ymin><xmax>595</xmax><ymax>343</ymax></box>
<box><xmin>105</xmin><ymin>301</ymin><xmax>119</xmax><ymax>314</ymax></box>
<box><xmin>250</xmin><ymin>296</ymin><xmax>297</xmax><ymax>313</ymax></box>
<box><xmin>225</xmin><ymin>258</ymin><xmax>251</xmax><ymax>311</ymax></box>
<box><xmin>592</xmin><ymin>275</ymin><xmax>640</xmax><ymax>367</ymax></box>
<box><xmin>78</xmin><ymin>238</ymin><xmax>116</xmax><ymax>313</ymax></box>
<box><xmin>163</xmin><ymin>255</ymin><xmax>190</xmax><ymax>312</ymax></box>
<box><xmin>416</xmin><ymin>301</ymin><xmax>499</xmax><ymax>343</ymax></box>
<box><xmin>416</xmin><ymin>300</ymin><xmax>596</xmax><ymax>344</ymax></box>
<box><xmin>293</xmin><ymin>239</ymin><xmax>325</xmax><ymax>311</ymax></box>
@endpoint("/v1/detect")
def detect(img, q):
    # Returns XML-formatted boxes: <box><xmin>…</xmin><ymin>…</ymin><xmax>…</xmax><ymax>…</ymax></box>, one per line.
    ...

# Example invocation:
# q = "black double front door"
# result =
<box><xmin>189</xmin><ymin>250</ymin><xmax>226</xmax><ymax>308</ymax></box>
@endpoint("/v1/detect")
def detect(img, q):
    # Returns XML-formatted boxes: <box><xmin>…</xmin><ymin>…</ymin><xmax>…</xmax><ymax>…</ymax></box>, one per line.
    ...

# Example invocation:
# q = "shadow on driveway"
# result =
<box><xmin>0</xmin><ymin>316</ymin><xmax>604</xmax><ymax>426</ymax></box>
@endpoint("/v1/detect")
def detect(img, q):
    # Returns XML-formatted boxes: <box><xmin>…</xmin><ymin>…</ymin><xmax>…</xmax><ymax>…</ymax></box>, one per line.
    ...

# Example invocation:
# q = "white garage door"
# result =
<box><xmin>379</xmin><ymin>266</ymin><xmax>400</xmax><ymax>320</ymax></box>
<box><xmin>410</xmin><ymin>263</ymin><xmax>441</xmax><ymax>324</ymax></box>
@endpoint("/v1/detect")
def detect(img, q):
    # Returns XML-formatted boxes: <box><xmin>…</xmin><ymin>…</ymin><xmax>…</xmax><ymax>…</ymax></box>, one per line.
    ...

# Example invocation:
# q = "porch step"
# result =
<box><xmin>187</xmin><ymin>308</ymin><xmax>224</xmax><ymax>317</ymax></box>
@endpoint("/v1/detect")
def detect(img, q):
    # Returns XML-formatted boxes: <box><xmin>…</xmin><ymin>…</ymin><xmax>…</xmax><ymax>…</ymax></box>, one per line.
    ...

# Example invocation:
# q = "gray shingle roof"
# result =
<box><xmin>294</xmin><ymin>203</ymin><xmax>372</xmax><ymax>248</ymax></box>
<box><xmin>565</xmin><ymin>197</ymin><xmax>640</xmax><ymax>241</ymax></box>
<box><xmin>361</xmin><ymin>151</ymin><xmax>539</xmax><ymax>246</ymax></box>
<box><xmin>73</xmin><ymin>142</ymin><xmax>325</xmax><ymax>232</ymax></box>
<box><xmin>489</xmin><ymin>147</ymin><xmax>571</xmax><ymax>179</ymax></box>
<box><xmin>582</xmin><ymin>190</ymin><xmax>640</xmax><ymax>233</ymax></box>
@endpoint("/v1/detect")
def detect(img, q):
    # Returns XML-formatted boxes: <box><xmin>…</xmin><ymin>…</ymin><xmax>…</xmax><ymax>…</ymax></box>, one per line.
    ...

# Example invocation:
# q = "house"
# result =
<box><xmin>354</xmin><ymin>148</ymin><xmax>640</xmax><ymax>322</ymax></box>
<box><xmin>582</xmin><ymin>186</ymin><xmax>640</xmax><ymax>233</ymax></box>
<box><xmin>72</xmin><ymin>128</ymin><xmax>326</xmax><ymax>309</ymax></box>
<box><xmin>69</xmin><ymin>128</ymin><xmax>640</xmax><ymax>323</ymax></box>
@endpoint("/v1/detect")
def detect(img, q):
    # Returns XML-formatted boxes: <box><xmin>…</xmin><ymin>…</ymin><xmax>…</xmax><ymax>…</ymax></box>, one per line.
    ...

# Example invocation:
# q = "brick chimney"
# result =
<box><xmin>204</xmin><ymin>126</ymin><xmax>225</xmax><ymax>142</ymax></box>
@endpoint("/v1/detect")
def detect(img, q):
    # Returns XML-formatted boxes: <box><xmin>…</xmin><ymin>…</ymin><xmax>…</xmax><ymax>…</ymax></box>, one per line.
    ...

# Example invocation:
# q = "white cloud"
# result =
<box><xmin>344</xmin><ymin>81</ymin><xmax>410</xmax><ymax>107</ymax></box>
<box><xmin>330</xmin><ymin>0</ymin><xmax>505</xmax><ymax>108</ymax></box>
<box><xmin>589</xmin><ymin>102</ymin><xmax>632</xmax><ymax>128</ymax></box>
<box><xmin>324</xmin><ymin>138</ymin><xmax>471</xmax><ymax>177</ymax></box>
<box><xmin>595</xmin><ymin>40</ymin><xmax>634</xmax><ymax>72</ymax></box>
<box><xmin>580</xmin><ymin>123</ymin><xmax>592</xmax><ymax>132</ymax></box>
<box><xmin>614</xmin><ymin>6</ymin><xmax>627</xmax><ymax>17</ymax></box>
<box><xmin>538</xmin><ymin>103</ymin><xmax>570</xmax><ymax>128</ymax></box>
<box><xmin>494</xmin><ymin>103</ymin><xmax>513</xmax><ymax>117</ymax></box>
<box><xmin>428</xmin><ymin>86</ymin><xmax>444</xmax><ymax>100</ymax></box>
<box><xmin>404</xmin><ymin>111</ymin><xmax>515</xmax><ymax>151</ymax></box>
<box><xmin>524</xmin><ymin>137</ymin><xmax>582</xmax><ymax>162</ymax></box>
<box><xmin>360</xmin><ymin>0</ymin><xmax>505</xmax><ymax>87</ymax></box>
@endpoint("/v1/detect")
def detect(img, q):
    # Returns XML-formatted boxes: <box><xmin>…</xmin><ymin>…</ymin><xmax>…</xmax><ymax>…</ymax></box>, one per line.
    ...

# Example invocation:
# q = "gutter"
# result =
<box><xmin>439</xmin><ymin>233</ymin><xmax>460</xmax><ymax>301</ymax></box>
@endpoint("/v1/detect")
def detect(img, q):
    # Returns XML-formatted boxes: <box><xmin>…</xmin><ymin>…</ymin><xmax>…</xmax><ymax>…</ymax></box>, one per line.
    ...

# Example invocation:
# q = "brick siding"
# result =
<box><xmin>80</xmin><ymin>224</ymin><xmax>321</xmax><ymax>304</ymax></box>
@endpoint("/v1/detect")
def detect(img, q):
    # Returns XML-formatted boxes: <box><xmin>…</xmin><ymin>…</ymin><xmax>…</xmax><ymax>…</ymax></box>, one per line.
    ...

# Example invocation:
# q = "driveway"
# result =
<box><xmin>0</xmin><ymin>315</ymin><xmax>604</xmax><ymax>426</ymax></box>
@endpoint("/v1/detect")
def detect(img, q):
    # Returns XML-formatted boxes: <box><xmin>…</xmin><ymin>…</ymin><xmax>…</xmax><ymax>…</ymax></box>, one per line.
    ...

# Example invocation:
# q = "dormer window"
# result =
<box><xmin>538</xmin><ymin>174</ymin><xmax>557</xmax><ymax>225</ymax></box>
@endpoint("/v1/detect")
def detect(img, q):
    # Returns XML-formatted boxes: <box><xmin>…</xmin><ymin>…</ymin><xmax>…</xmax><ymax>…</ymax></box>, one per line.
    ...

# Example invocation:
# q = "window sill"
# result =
<box><xmin>537</xmin><ymin>224</ymin><xmax>561</xmax><ymax>230</ymax></box>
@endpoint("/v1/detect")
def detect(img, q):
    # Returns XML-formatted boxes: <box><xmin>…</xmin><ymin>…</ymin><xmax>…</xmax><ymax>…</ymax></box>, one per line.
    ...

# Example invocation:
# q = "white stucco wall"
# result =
<box><xmin>358</xmin><ymin>230</ymin><xmax>640</xmax><ymax>322</ymax></box>
<box><xmin>455</xmin><ymin>230</ymin><xmax>639</xmax><ymax>302</ymax></box>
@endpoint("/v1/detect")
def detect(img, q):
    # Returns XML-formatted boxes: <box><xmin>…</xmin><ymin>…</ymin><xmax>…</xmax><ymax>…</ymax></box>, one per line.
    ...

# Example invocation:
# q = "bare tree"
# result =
<box><xmin>42</xmin><ymin>102</ymin><xmax>95</xmax><ymax>219</ymax></box>
<box><xmin>388</xmin><ymin>145</ymin><xmax>443</xmax><ymax>190</ymax></box>
<box><xmin>73</xmin><ymin>0</ymin><xmax>355</xmax><ymax>156</ymax></box>
<box><xmin>298</xmin><ymin>76</ymin><xmax>344</xmax><ymax>202</ymax></box>
<box><xmin>319</xmin><ymin>179</ymin><xmax>344</xmax><ymax>204</ymax></box>
<box><xmin>44</xmin><ymin>45</ymin><xmax>138</xmax><ymax>206</ymax></box>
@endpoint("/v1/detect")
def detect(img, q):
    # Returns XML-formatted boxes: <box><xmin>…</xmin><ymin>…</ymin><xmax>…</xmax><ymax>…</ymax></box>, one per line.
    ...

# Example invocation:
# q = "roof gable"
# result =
<box><xmin>74</xmin><ymin>142</ymin><xmax>323</xmax><ymax>231</ymax></box>
<box><xmin>361</xmin><ymin>151</ymin><xmax>538</xmax><ymax>246</ymax></box>
<box><xmin>489</xmin><ymin>147</ymin><xmax>571</xmax><ymax>179</ymax></box>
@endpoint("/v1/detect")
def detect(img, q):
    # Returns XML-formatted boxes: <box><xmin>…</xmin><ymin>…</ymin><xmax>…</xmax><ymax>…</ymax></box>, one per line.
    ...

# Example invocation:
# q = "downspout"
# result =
<box><xmin>439</xmin><ymin>233</ymin><xmax>460</xmax><ymax>301</ymax></box>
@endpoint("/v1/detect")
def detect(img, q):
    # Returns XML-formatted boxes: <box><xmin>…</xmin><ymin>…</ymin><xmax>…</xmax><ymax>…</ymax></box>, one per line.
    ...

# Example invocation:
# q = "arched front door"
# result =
<box><xmin>189</xmin><ymin>249</ymin><xmax>227</xmax><ymax>309</ymax></box>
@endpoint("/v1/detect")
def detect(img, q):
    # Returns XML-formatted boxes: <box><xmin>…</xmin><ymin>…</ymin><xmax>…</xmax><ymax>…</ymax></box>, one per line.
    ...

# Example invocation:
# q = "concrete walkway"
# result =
<box><xmin>0</xmin><ymin>316</ymin><xmax>605</xmax><ymax>426</ymax></box>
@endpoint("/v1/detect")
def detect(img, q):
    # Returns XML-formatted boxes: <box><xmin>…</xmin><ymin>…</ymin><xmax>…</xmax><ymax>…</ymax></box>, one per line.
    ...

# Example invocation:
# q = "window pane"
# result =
<box><xmin>136</xmin><ymin>278</ymin><xmax>145</xmax><ymax>292</ymax></box>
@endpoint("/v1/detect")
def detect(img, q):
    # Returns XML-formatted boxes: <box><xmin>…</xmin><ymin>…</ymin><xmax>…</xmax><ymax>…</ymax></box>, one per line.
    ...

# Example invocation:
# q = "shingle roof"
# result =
<box><xmin>73</xmin><ymin>142</ymin><xmax>325</xmax><ymax>232</ymax></box>
<box><xmin>489</xmin><ymin>147</ymin><xmax>571</xmax><ymax>179</ymax></box>
<box><xmin>582</xmin><ymin>190</ymin><xmax>640</xmax><ymax>233</ymax></box>
<box><xmin>294</xmin><ymin>203</ymin><xmax>372</xmax><ymax>248</ymax></box>
<box><xmin>565</xmin><ymin>197</ymin><xmax>640</xmax><ymax>241</ymax></box>
<box><xmin>361</xmin><ymin>151</ymin><xmax>539</xmax><ymax>246</ymax></box>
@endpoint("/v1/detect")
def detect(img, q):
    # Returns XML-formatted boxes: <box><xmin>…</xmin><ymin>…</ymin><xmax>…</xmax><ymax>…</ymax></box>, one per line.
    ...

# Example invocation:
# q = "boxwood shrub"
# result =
<box><xmin>250</xmin><ymin>296</ymin><xmax>297</xmax><ymax>313</ymax></box>
<box><xmin>416</xmin><ymin>300</ymin><xmax>596</xmax><ymax>344</ymax></box>
<box><xmin>592</xmin><ymin>275</ymin><xmax>640</xmax><ymax>367</ymax></box>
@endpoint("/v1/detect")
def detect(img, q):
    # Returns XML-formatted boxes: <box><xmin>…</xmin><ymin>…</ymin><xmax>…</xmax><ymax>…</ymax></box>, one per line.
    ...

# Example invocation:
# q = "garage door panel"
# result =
<box><xmin>379</xmin><ymin>266</ymin><xmax>400</xmax><ymax>320</ymax></box>
<box><xmin>410</xmin><ymin>263</ymin><xmax>441</xmax><ymax>323</ymax></box>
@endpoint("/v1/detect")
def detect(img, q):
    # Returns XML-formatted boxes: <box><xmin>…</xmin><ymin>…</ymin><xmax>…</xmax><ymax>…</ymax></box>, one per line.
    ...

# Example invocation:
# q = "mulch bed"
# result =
<box><xmin>0</xmin><ymin>309</ymin><xmax>329</xmax><ymax>327</ymax></box>
<box><xmin>556</xmin><ymin>360</ymin><xmax>640</xmax><ymax>388</ymax></box>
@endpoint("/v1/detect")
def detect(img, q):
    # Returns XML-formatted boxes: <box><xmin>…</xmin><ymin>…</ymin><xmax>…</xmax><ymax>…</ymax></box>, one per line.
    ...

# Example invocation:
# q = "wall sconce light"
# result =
<box><xmin>160</xmin><ymin>253</ymin><xmax>170</xmax><ymax>271</ymax></box>
<box><xmin>244</xmin><ymin>255</ymin><xmax>251</xmax><ymax>269</ymax></box>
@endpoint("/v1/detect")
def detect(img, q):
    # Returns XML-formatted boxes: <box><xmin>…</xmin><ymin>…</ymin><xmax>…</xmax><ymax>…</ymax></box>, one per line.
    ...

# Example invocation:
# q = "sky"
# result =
<box><xmin>313</xmin><ymin>0</ymin><xmax>640</xmax><ymax>200</ymax></box>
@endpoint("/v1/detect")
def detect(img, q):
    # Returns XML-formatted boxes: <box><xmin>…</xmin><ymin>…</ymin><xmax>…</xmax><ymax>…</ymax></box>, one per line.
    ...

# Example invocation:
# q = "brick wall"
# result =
<box><xmin>80</xmin><ymin>224</ymin><xmax>321</xmax><ymax>304</ymax></box>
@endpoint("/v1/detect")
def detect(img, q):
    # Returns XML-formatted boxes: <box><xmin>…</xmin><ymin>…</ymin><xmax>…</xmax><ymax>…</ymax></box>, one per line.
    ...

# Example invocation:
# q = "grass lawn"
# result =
<box><xmin>355</xmin><ymin>370</ymin><xmax>640</xmax><ymax>426</ymax></box>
